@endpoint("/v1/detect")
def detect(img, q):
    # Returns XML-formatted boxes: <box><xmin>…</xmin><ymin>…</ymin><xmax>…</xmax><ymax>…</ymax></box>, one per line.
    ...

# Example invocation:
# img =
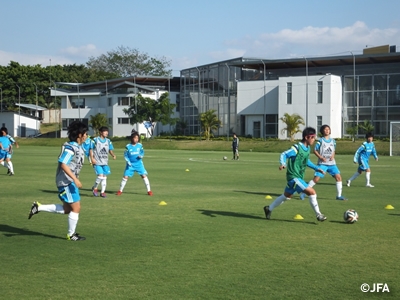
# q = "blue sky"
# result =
<box><xmin>1</xmin><ymin>0</ymin><xmax>400</xmax><ymax>76</ymax></box>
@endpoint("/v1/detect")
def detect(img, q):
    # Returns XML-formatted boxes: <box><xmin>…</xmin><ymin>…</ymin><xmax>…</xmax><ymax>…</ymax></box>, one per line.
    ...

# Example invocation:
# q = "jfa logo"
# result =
<box><xmin>360</xmin><ymin>283</ymin><xmax>390</xmax><ymax>293</ymax></box>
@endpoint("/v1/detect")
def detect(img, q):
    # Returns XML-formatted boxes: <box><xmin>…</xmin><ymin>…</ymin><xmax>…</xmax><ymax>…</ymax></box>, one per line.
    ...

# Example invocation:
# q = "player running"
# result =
<box><xmin>28</xmin><ymin>121</ymin><xmax>88</xmax><ymax>241</ymax></box>
<box><xmin>264</xmin><ymin>127</ymin><xmax>327</xmax><ymax>222</ymax></box>
<box><xmin>299</xmin><ymin>124</ymin><xmax>347</xmax><ymax>200</ymax></box>
<box><xmin>116</xmin><ymin>131</ymin><xmax>153</xmax><ymax>196</ymax></box>
<box><xmin>346</xmin><ymin>132</ymin><xmax>378</xmax><ymax>187</ymax></box>
<box><xmin>0</xmin><ymin>127</ymin><xmax>19</xmax><ymax>176</ymax></box>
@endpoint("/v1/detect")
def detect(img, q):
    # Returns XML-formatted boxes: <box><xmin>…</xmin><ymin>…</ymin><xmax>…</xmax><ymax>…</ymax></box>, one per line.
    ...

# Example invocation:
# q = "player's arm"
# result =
<box><xmin>279</xmin><ymin>146</ymin><xmax>297</xmax><ymax>170</ymax></box>
<box><xmin>307</xmin><ymin>159</ymin><xmax>325</xmax><ymax>174</ymax></box>
<box><xmin>353</xmin><ymin>145</ymin><xmax>364</xmax><ymax>163</ymax></box>
<box><xmin>372</xmin><ymin>145</ymin><xmax>378</xmax><ymax>161</ymax></box>
<box><xmin>313</xmin><ymin>141</ymin><xmax>325</xmax><ymax>162</ymax></box>
<box><xmin>138</xmin><ymin>146</ymin><xmax>144</xmax><ymax>159</ymax></box>
<box><xmin>89</xmin><ymin>148</ymin><xmax>97</xmax><ymax>165</ymax></box>
<box><xmin>124</xmin><ymin>148</ymin><xmax>131</xmax><ymax>166</ymax></box>
<box><xmin>108</xmin><ymin>140</ymin><xmax>116</xmax><ymax>159</ymax></box>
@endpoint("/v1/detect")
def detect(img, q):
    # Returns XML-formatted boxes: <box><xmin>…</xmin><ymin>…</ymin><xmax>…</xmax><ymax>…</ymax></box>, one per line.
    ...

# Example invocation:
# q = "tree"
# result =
<box><xmin>199</xmin><ymin>109</ymin><xmax>222</xmax><ymax>141</ymax></box>
<box><xmin>358</xmin><ymin>120</ymin><xmax>375</xmax><ymax>134</ymax></box>
<box><xmin>86</xmin><ymin>46</ymin><xmax>172</xmax><ymax>77</ymax></box>
<box><xmin>123</xmin><ymin>92</ymin><xmax>176</xmax><ymax>137</ymax></box>
<box><xmin>279</xmin><ymin>113</ymin><xmax>305</xmax><ymax>142</ymax></box>
<box><xmin>175</xmin><ymin>119</ymin><xmax>188</xmax><ymax>135</ymax></box>
<box><xmin>89</xmin><ymin>113</ymin><xmax>109</xmax><ymax>135</ymax></box>
<box><xmin>346</xmin><ymin>125</ymin><xmax>358</xmax><ymax>142</ymax></box>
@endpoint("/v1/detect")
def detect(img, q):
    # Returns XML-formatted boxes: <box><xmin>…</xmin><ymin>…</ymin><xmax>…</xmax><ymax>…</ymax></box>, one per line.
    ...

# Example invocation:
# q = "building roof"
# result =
<box><xmin>15</xmin><ymin>103</ymin><xmax>47</xmax><ymax>110</ymax></box>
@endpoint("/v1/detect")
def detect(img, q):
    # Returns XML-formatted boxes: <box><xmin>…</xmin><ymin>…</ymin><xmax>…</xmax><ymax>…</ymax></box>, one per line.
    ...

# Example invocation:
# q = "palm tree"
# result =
<box><xmin>358</xmin><ymin>120</ymin><xmax>375</xmax><ymax>135</ymax></box>
<box><xmin>89</xmin><ymin>113</ymin><xmax>109</xmax><ymax>135</ymax></box>
<box><xmin>280</xmin><ymin>113</ymin><xmax>305</xmax><ymax>142</ymax></box>
<box><xmin>199</xmin><ymin>109</ymin><xmax>222</xmax><ymax>141</ymax></box>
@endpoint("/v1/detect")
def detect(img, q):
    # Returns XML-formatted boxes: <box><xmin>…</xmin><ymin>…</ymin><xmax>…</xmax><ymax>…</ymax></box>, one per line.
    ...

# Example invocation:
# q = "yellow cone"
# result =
<box><xmin>385</xmin><ymin>204</ymin><xmax>394</xmax><ymax>210</ymax></box>
<box><xmin>185</xmin><ymin>169</ymin><xmax>190</xmax><ymax>172</ymax></box>
<box><xmin>159</xmin><ymin>201</ymin><xmax>167</xmax><ymax>206</ymax></box>
<box><xmin>265</xmin><ymin>195</ymin><xmax>272</xmax><ymax>199</ymax></box>
<box><xmin>293</xmin><ymin>214</ymin><xmax>304</xmax><ymax>220</ymax></box>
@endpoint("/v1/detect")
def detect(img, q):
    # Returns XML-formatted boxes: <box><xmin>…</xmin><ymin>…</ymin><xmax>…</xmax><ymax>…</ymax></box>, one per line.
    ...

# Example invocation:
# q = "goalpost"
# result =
<box><xmin>390</xmin><ymin>121</ymin><xmax>400</xmax><ymax>156</ymax></box>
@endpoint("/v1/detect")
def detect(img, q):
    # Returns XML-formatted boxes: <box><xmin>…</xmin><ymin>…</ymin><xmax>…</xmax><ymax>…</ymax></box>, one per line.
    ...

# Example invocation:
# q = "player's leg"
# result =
<box><xmin>92</xmin><ymin>165</ymin><xmax>103</xmax><ymax>196</ymax></box>
<box><xmin>236</xmin><ymin>149</ymin><xmax>239</xmax><ymax>160</ymax></box>
<box><xmin>347</xmin><ymin>167</ymin><xmax>362</xmax><ymax>186</ymax></box>
<box><xmin>264</xmin><ymin>180</ymin><xmax>297</xmax><ymax>219</ymax></box>
<box><xmin>117</xmin><ymin>167</ymin><xmax>132</xmax><ymax>195</ymax></box>
<box><xmin>100</xmin><ymin>166</ymin><xmax>111</xmax><ymax>197</ymax></box>
<box><xmin>303</xmin><ymin>186</ymin><xmax>327</xmax><ymax>221</ymax></box>
<box><xmin>365</xmin><ymin>167</ymin><xmax>374</xmax><ymax>187</ymax></box>
<box><xmin>139</xmin><ymin>166</ymin><xmax>152</xmax><ymax>195</ymax></box>
<box><xmin>6</xmin><ymin>157</ymin><xmax>14</xmax><ymax>175</ymax></box>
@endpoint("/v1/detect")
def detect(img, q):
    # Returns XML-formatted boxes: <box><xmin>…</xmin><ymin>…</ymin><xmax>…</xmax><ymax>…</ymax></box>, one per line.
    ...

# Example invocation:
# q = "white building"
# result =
<box><xmin>50</xmin><ymin>76</ymin><xmax>180</xmax><ymax>138</ymax></box>
<box><xmin>0</xmin><ymin>108</ymin><xmax>42</xmax><ymax>137</ymax></box>
<box><xmin>237</xmin><ymin>75</ymin><xmax>342</xmax><ymax>139</ymax></box>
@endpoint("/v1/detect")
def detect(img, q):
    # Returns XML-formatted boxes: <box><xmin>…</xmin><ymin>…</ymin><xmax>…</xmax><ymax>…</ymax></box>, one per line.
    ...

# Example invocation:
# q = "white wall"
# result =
<box><xmin>0</xmin><ymin>112</ymin><xmax>40</xmax><ymax>137</ymax></box>
<box><xmin>237</xmin><ymin>75</ymin><xmax>342</xmax><ymax>139</ymax></box>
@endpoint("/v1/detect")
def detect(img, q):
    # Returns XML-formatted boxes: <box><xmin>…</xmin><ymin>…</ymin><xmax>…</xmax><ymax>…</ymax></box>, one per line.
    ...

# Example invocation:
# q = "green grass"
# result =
<box><xmin>1</xmin><ymin>147</ymin><xmax>399</xmax><ymax>299</ymax></box>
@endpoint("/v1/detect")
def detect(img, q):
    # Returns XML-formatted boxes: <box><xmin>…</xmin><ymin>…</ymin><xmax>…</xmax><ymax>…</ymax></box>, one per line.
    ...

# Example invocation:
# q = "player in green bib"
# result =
<box><xmin>264</xmin><ymin>127</ymin><xmax>327</xmax><ymax>222</ymax></box>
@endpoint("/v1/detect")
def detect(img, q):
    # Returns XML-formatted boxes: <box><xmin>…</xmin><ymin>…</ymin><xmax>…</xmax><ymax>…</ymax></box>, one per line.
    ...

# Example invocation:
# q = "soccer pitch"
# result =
<box><xmin>1</xmin><ymin>146</ymin><xmax>399</xmax><ymax>299</ymax></box>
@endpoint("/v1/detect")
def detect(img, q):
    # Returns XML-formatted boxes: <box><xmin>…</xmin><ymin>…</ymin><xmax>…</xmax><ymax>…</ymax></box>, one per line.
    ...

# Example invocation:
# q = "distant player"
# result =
<box><xmin>116</xmin><ymin>131</ymin><xmax>153</xmax><ymax>196</ymax></box>
<box><xmin>90</xmin><ymin>126</ymin><xmax>116</xmax><ymax>197</ymax></box>
<box><xmin>346</xmin><ymin>132</ymin><xmax>378</xmax><ymax>187</ymax></box>
<box><xmin>28</xmin><ymin>121</ymin><xmax>88</xmax><ymax>241</ymax></box>
<box><xmin>0</xmin><ymin>127</ymin><xmax>19</xmax><ymax>176</ymax></box>
<box><xmin>232</xmin><ymin>133</ymin><xmax>239</xmax><ymax>160</ymax></box>
<box><xmin>299</xmin><ymin>125</ymin><xmax>347</xmax><ymax>201</ymax></box>
<box><xmin>263</xmin><ymin>127</ymin><xmax>327</xmax><ymax>222</ymax></box>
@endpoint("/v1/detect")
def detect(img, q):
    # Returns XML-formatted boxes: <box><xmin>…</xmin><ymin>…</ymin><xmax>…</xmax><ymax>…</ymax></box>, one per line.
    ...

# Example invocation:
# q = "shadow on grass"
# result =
<box><xmin>234</xmin><ymin>190</ymin><xmax>281</xmax><ymax>197</ymax></box>
<box><xmin>328</xmin><ymin>220</ymin><xmax>349</xmax><ymax>225</ymax></box>
<box><xmin>388</xmin><ymin>213</ymin><xmax>400</xmax><ymax>216</ymax></box>
<box><xmin>40</xmin><ymin>189</ymin><xmax>59</xmax><ymax>194</ymax></box>
<box><xmin>197</xmin><ymin>209</ymin><xmax>317</xmax><ymax>225</ymax></box>
<box><xmin>0</xmin><ymin>224</ymin><xmax>64</xmax><ymax>240</ymax></box>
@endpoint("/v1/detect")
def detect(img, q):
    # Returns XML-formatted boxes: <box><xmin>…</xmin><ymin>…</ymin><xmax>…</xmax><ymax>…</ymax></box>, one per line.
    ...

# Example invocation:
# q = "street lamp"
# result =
<box><xmin>33</xmin><ymin>83</ymin><xmax>39</xmax><ymax>135</ymax></box>
<box><xmin>15</xmin><ymin>84</ymin><xmax>21</xmax><ymax>136</ymax></box>
<box><xmin>225</xmin><ymin>63</ymin><xmax>230</xmax><ymax>141</ymax></box>
<box><xmin>304</xmin><ymin>56</ymin><xmax>308</xmax><ymax>126</ymax></box>
<box><xmin>0</xmin><ymin>87</ymin><xmax>2</xmax><ymax>113</ymax></box>
<box><xmin>261</xmin><ymin>60</ymin><xmax>266</xmax><ymax>140</ymax></box>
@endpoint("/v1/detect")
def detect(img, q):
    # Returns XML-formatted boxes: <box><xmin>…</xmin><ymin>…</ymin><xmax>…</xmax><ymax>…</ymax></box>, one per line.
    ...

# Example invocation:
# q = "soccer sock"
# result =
<box><xmin>7</xmin><ymin>161</ymin><xmax>14</xmax><ymax>173</ymax></box>
<box><xmin>101</xmin><ymin>177</ymin><xmax>107</xmax><ymax>193</ymax></box>
<box><xmin>309</xmin><ymin>194</ymin><xmax>321</xmax><ymax>215</ymax></box>
<box><xmin>93</xmin><ymin>176</ymin><xmax>102</xmax><ymax>189</ymax></box>
<box><xmin>269</xmin><ymin>194</ymin><xmax>287</xmax><ymax>211</ymax></box>
<box><xmin>308</xmin><ymin>180</ymin><xmax>316</xmax><ymax>188</ymax></box>
<box><xmin>119</xmin><ymin>178</ymin><xmax>128</xmax><ymax>192</ymax></box>
<box><xmin>0</xmin><ymin>161</ymin><xmax>6</xmax><ymax>168</ymax></box>
<box><xmin>366</xmin><ymin>172</ymin><xmax>371</xmax><ymax>185</ymax></box>
<box><xmin>336</xmin><ymin>181</ymin><xmax>343</xmax><ymax>197</ymax></box>
<box><xmin>68</xmin><ymin>212</ymin><xmax>79</xmax><ymax>236</ymax></box>
<box><xmin>349</xmin><ymin>172</ymin><xmax>360</xmax><ymax>181</ymax></box>
<box><xmin>38</xmin><ymin>204</ymin><xmax>64</xmax><ymax>214</ymax></box>
<box><xmin>143</xmin><ymin>177</ymin><xmax>151</xmax><ymax>192</ymax></box>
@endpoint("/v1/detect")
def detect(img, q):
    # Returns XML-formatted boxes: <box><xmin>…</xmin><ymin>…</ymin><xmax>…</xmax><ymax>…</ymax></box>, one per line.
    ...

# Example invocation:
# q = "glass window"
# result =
<box><xmin>71</xmin><ymin>97</ymin><xmax>85</xmax><ymax>109</ymax></box>
<box><xmin>118</xmin><ymin>118</ymin><xmax>130</xmax><ymax>124</ymax></box>
<box><xmin>359</xmin><ymin>92</ymin><xmax>372</xmax><ymax>106</ymax></box>
<box><xmin>265</xmin><ymin>114</ymin><xmax>278</xmax><ymax>137</ymax></box>
<box><xmin>374</xmin><ymin>75</ymin><xmax>387</xmax><ymax>91</ymax></box>
<box><xmin>359</xmin><ymin>75</ymin><xmax>372</xmax><ymax>91</ymax></box>
<box><xmin>389</xmin><ymin>74</ymin><xmax>400</xmax><ymax>90</ymax></box>
<box><xmin>388</xmin><ymin>91</ymin><xmax>400</xmax><ymax>106</ymax></box>
<box><xmin>344</xmin><ymin>92</ymin><xmax>355</xmax><ymax>107</ymax></box>
<box><xmin>317</xmin><ymin>81</ymin><xmax>323</xmax><ymax>103</ymax></box>
<box><xmin>108</xmin><ymin>118</ymin><xmax>112</xmax><ymax>125</ymax></box>
<box><xmin>287</xmin><ymin>82</ymin><xmax>292</xmax><ymax>104</ymax></box>
<box><xmin>108</xmin><ymin>97</ymin><xmax>112</xmax><ymax>106</ymax></box>
<box><xmin>317</xmin><ymin>116</ymin><xmax>322</xmax><ymax>128</ymax></box>
<box><xmin>118</xmin><ymin>97</ymin><xmax>130</xmax><ymax>106</ymax></box>
<box><xmin>373</xmin><ymin>108</ymin><xmax>387</xmax><ymax>120</ymax></box>
<box><xmin>374</xmin><ymin>91</ymin><xmax>387</xmax><ymax>106</ymax></box>
<box><xmin>388</xmin><ymin>107</ymin><xmax>400</xmax><ymax>120</ymax></box>
<box><xmin>176</xmin><ymin>94</ymin><xmax>180</xmax><ymax>112</ymax></box>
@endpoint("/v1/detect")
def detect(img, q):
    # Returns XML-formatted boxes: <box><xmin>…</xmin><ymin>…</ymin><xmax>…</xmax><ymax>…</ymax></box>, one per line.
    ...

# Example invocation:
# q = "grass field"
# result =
<box><xmin>1</xmin><ymin>146</ymin><xmax>399</xmax><ymax>299</ymax></box>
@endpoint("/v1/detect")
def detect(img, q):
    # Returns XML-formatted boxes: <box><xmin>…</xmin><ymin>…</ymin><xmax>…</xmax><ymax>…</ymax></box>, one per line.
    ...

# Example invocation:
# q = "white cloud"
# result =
<box><xmin>222</xmin><ymin>21</ymin><xmax>400</xmax><ymax>59</ymax></box>
<box><xmin>59</xmin><ymin>44</ymin><xmax>100</xmax><ymax>58</ymax></box>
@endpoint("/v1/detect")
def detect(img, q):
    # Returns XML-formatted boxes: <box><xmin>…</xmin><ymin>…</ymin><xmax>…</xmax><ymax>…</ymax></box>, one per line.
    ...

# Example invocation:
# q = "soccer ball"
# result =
<box><xmin>344</xmin><ymin>209</ymin><xmax>359</xmax><ymax>223</ymax></box>
<box><xmin>223</xmin><ymin>156</ymin><xmax>227</xmax><ymax>160</ymax></box>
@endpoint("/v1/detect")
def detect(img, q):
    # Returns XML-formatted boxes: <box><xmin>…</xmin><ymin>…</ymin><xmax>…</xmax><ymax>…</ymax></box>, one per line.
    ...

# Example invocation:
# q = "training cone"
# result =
<box><xmin>185</xmin><ymin>169</ymin><xmax>189</xmax><ymax>172</ymax></box>
<box><xmin>385</xmin><ymin>204</ymin><xmax>394</xmax><ymax>210</ymax></box>
<box><xmin>159</xmin><ymin>201</ymin><xmax>167</xmax><ymax>206</ymax></box>
<box><xmin>265</xmin><ymin>195</ymin><xmax>272</xmax><ymax>199</ymax></box>
<box><xmin>293</xmin><ymin>214</ymin><xmax>304</xmax><ymax>220</ymax></box>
